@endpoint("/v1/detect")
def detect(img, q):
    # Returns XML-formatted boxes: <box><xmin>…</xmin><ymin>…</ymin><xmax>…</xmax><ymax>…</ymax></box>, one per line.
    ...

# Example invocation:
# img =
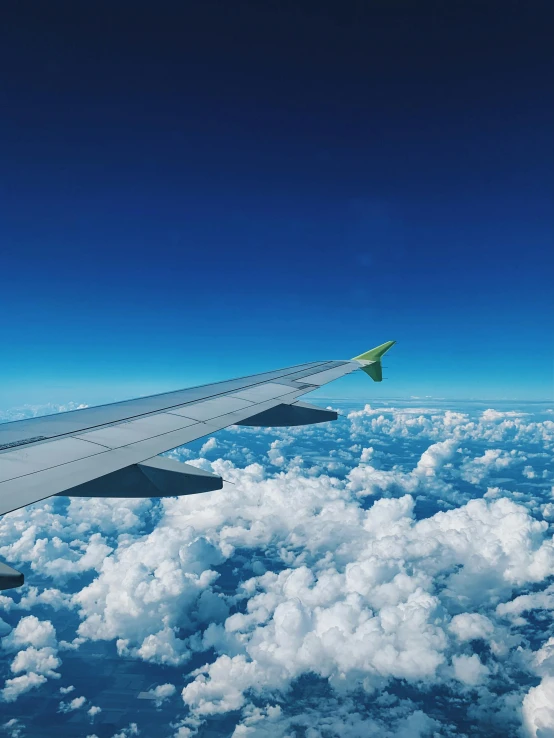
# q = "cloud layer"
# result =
<box><xmin>0</xmin><ymin>401</ymin><xmax>552</xmax><ymax>736</ymax></box>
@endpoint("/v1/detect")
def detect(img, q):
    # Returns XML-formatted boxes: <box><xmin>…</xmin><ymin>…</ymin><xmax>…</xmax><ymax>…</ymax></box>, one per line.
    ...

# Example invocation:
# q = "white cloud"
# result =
<box><xmin>67</xmin><ymin>497</ymin><xmax>153</xmax><ymax>536</ymax></box>
<box><xmin>460</xmin><ymin>448</ymin><xmax>520</xmax><ymax>484</ymax></box>
<box><xmin>360</xmin><ymin>446</ymin><xmax>374</xmax><ymax>463</ymax></box>
<box><xmin>17</xmin><ymin>587</ymin><xmax>74</xmax><ymax>612</ymax></box>
<box><xmin>267</xmin><ymin>440</ymin><xmax>286</xmax><ymax>467</ymax></box>
<box><xmin>183</xmin><ymin>656</ymin><xmax>264</xmax><ymax>715</ymax></box>
<box><xmin>449</xmin><ymin>613</ymin><xmax>495</xmax><ymax>642</ymax></box>
<box><xmin>141</xmin><ymin>683</ymin><xmax>176</xmax><ymax>707</ymax></box>
<box><xmin>1</xmin><ymin>616</ymin><xmax>61</xmax><ymax>702</ymax></box>
<box><xmin>200</xmin><ymin>438</ymin><xmax>218</xmax><ymax>456</ymax></box>
<box><xmin>347</xmin><ymin>404</ymin><xmax>554</xmax><ymax>447</ymax></box>
<box><xmin>2</xmin><ymin>615</ymin><xmax>57</xmax><ymax>651</ymax></box>
<box><xmin>415</xmin><ymin>440</ymin><xmax>458</xmax><ymax>477</ymax></box>
<box><xmin>11</xmin><ymin>646</ymin><xmax>60</xmax><ymax>677</ymax></box>
<box><xmin>496</xmin><ymin>584</ymin><xmax>554</xmax><ymax>623</ymax></box>
<box><xmin>73</xmin><ymin>525</ymin><xmax>225</xmax><ymax>665</ymax></box>
<box><xmin>452</xmin><ymin>654</ymin><xmax>489</xmax><ymax>685</ymax></box>
<box><xmin>1</xmin><ymin>673</ymin><xmax>47</xmax><ymax>702</ymax></box>
<box><xmin>522</xmin><ymin>677</ymin><xmax>554</xmax><ymax>738</ymax></box>
<box><xmin>0</xmin><ymin>508</ymin><xmax>113</xmax><ymax>583</ymax></box>
<box><xmin>178</xmin><ymin>483</ymin><xmax>553</xmax><ymax>720</ymax></box>
<box><xmin>58</xmin><ymin>695</ymin><xmax>86</xmax><ymax>713</ymax></box>
<box><xmin>481</xmin><ymin>409</ymin><xmax>529</xmax><ymax>421</ymax></box>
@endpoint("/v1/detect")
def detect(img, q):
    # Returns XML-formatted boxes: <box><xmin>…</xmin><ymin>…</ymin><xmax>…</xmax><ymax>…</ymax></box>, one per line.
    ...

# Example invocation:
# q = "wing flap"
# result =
<box><xmin>236</xmin><ymin>401</ymin><xmax>337</xmax><ymax>427</ymax></box>
<box><xmin>64</xmin><ymin>457</ymin><xmax>222</xmax><ymax>498</ymax></box>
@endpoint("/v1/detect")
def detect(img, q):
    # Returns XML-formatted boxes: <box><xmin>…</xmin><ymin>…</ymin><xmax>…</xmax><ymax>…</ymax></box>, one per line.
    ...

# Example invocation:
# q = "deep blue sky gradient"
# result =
<box><xmin>1</xmin><ymin>1</ymin><xmax>552</xmax><ymax>405</ymax></box>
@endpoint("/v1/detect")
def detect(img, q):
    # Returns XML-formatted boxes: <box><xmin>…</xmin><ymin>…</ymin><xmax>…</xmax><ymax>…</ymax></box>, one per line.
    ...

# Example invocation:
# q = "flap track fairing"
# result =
<box><xmin>236</xmin><ymin>401</ymin><xmax>337</xmax><ymax>427</ymax></box>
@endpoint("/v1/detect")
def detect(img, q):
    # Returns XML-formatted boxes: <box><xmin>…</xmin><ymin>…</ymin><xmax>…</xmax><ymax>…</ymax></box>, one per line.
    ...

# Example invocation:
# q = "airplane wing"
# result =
<box><xmin>0</xmin><ymin>341</ymin><xmax>395</xmax><ymax>589</ymax></box>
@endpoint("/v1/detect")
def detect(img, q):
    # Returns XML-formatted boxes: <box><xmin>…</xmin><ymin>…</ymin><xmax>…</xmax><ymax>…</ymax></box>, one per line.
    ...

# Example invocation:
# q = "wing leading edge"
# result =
<box><xmin>0</xmin><ymin>341</ymin><xmax>395</xmax><ymax>589</ymax></box>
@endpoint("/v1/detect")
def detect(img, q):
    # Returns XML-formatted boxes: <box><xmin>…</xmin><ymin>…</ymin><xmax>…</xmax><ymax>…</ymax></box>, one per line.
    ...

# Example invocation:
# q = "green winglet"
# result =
<box><xmin>352</xmin><ymin>341</ymin><xmax>396</xmax><ymax>382</ymax></box>
<box><xmin>352</xmin><ymin>341</ymin><xmax>396</xmax><ymax>362</ymax></box>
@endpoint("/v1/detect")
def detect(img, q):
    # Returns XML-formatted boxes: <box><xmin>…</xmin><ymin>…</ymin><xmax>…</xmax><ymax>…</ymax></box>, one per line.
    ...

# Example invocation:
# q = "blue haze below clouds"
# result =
<box><xmin>0</xmin><ymin>1</ymin><xmax>553</xmax><ymax>405</ymax></box>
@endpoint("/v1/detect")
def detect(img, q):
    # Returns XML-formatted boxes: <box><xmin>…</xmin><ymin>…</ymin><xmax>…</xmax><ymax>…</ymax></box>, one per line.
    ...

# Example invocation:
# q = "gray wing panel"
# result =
<box><xmin>300</xmin><ymin>362</ymin><xmax>359</xmax><ymax>385</ymax></box>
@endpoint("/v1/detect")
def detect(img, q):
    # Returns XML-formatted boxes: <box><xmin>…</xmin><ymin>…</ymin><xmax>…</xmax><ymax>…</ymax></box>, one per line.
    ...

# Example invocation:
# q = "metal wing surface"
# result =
<box><xmin>0</xmin><ymin>342</ymin><xmax>395</xmax><ymax>588</ymax></box>
<box><xmin>0</xmin><ymin>360</ymin><xmax>359</xmax><ymax>516</ymax></box>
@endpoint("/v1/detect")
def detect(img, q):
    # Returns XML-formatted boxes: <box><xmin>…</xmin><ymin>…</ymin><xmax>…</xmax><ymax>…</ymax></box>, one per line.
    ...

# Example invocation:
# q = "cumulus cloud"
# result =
<box><xmin>523</xmin><ymin>678</ymin><xmax>554</xmax><ymax>738</ymax></box>
<box><xmin>2</xmin><ymin>615</ymin><xmax>57</xmax><ymax>651</ymax></box>
<box><xmin>1</xmin><ymin>673</ymin><xmax>47</xmax><ymax>703</ymax></box>
<box><xmin>452</xmin><ymin>654</ymin><xmax>489</xmax><ymax>685</ymax></box>
<box><xmin>449</xmin><ymin>613</ymin><xmax>495</xmax><ymax>642</ymax></box>
<box><xmin>1</xmin><ymin>616</ymin><xmax>61</xmax><ymax>702</ymax></box>
<box><xmin>73</xmin><ymin>526</ymin><xmax>225</xmax><ymax>665</ymax></box>
<box><xmin>179</xmin><ymin>489</ymin><xmax>553</xmax><ymax>724</ymax></box>
<box><xmin>347</xmin><ymin>404</ymin><xmax>554</xmax><ymax>447</ymax></box>
<box><xmin>460</xmin><ymin>448</ymin><xmax>521</xmax><ymax>484</ymax></box>
<box><xmin>199</xmin><ymin>438</ymin><xmax>218</xmax><ymax>456</ymax></box>
<box><xmin>140</xmin><ymin>683</ymin><xmax>176</xmax><ymax>707</ymax></box>
<box><xmin>414</xmin><ymin>439</ymin><xmax>458</xmax><ymax>477</ymax></box>
<box><xmin>17</xmin><ymin>587</ymin><xmax>74</xmax><ymax>612</ymax></box>
<box><xmin>58</xmin><ymin>695</ymin><xmax>86</xmax><ymax>713</ymax></box>
<box><xmin>11</xmin><ymin>647</ymin><xmax>60</xmax><ymax>678</ymax></box>
<box><xmin>0</xmin><ymin>506</ymin><xmax>114</xmax><ymax>583</ymax></box>
<box><xmin>496</xmin><ymin>584</ymin><xmax>554</xmax><ymax>623</ymax></box>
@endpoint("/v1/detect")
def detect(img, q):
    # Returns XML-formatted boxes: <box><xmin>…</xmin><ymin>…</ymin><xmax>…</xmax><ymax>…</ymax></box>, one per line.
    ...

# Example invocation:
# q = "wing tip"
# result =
<box><xmin>351</xmin><ymin>340</ymin><xmax>396</xmax><ymax>362</ymax></box>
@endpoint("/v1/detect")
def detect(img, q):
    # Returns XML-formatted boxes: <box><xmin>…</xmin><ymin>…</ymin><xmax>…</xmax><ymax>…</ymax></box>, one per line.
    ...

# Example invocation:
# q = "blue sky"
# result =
<box><xmin>1</xmin><ymin>1</ymin><xmax>552</xmax><ymax>406</ymax></box>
